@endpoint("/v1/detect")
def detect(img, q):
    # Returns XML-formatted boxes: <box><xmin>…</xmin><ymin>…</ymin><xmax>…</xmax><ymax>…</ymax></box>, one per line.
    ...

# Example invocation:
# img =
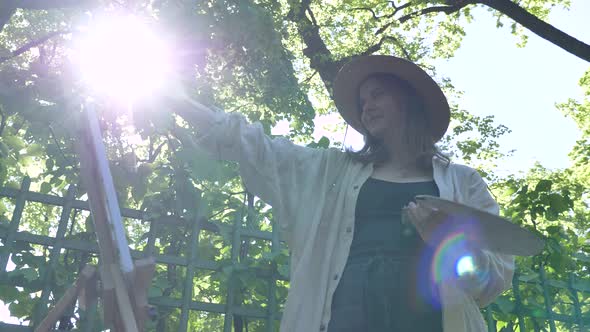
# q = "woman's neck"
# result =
<box><xmin>381</xmin><ymin>134</ymin><xmax>417</xmax><ymax>169</ymax></box>
<box><xmin>372</xmin><ymin>160</ymin><xmax>432</xmax><ymax>182</ymax></box>
<box><xmin>373</xmin><ymin>134</ymin><xmax>432</xmax><ymax>180</ymax></box>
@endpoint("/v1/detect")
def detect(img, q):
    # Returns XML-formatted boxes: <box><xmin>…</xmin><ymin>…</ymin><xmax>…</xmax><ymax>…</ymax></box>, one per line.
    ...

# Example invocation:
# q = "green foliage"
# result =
<box><xmin>443</xmin><ymin>107</ymin><xmax>513</xmax><ymax>178</ymax></box>
<box><xmin>0</xmin><ymin>0</ymin><xmax>587</xmax><ymax>331</ymax></box>
<box><xmin>495</xmin><ymin>167</ymin><xmax>586</xmax><ymax>278</ymax></box>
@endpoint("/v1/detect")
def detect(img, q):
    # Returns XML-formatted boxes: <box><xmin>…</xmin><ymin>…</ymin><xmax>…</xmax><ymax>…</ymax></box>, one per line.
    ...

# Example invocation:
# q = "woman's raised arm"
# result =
<box><xmin>170</xmin><ymin>96</ymin><xmax>344</xmax><ymax>247</ymax></box>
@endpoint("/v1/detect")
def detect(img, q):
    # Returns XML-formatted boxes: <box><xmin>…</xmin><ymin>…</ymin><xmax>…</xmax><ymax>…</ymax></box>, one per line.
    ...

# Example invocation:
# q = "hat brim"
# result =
<box><xmin>333</xmin><ymin>55</ymin><xmax>450</xmax><ymax>141</ymax></box>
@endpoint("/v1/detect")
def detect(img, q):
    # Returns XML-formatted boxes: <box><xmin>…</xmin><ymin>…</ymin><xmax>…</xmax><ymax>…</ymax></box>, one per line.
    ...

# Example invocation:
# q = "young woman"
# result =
<box><xmin>174</xmin><ymin>55</ymin><xmax>514</xmax><ymax>332</ymax></box>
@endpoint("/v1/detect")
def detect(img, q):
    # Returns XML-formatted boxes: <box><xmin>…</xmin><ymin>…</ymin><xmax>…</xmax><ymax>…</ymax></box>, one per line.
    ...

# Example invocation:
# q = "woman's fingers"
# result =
<box><xmin>405</xmin><ymin>201</ymin><xmax>445</xmax><ymax>245</ymax></box>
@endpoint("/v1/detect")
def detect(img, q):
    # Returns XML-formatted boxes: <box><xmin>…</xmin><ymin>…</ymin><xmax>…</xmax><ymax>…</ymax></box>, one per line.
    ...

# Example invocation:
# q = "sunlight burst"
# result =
<box><xmin>456</xmin><ymin>255</ymin><xmax>476</xmax><ymax>276</ymax></box>
<box><xmin>72</xmin><ymin>14</ymin><xmax>172</xmax><ymax>102</ymax></box>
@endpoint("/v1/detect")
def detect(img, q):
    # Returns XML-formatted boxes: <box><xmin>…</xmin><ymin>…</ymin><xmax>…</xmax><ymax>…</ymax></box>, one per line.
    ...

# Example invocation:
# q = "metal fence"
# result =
<box><xmin>0</xmin><ymin>177</ymin><xmax>589</xmax><ymax>331</ymax></box>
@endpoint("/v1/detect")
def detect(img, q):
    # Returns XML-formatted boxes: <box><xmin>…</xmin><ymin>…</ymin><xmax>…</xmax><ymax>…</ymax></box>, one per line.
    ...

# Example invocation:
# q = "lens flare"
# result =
<box><xmin>456</xmin><ymin>255</ymin><xmax>476</xmax><ymax>276</ymax></box>
<box><xmin>425</xmin><ymin>214</ymin><xmax>484</xmax><ymax>280</ymax></box>
<box><xmin>431</xmin><ymin>231</ymin><xmax>467</xmax><ymax>283</ymax></box>
<box><xmin>71</xmin><ymin>14</ymin><xmax>173</xmax><ymax>102</ymax></box>
<box><xmin>413</xmin><ymin>214</ymin><xmax>493</xmax><ymax>308</ymax></box>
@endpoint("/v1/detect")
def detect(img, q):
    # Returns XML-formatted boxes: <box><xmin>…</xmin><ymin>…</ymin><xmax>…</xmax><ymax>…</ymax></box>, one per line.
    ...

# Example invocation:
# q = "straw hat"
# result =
<box><xmin>333</xmin><ymin>55</ymin><xmax>450</xmax><ymax>141</ymax></box>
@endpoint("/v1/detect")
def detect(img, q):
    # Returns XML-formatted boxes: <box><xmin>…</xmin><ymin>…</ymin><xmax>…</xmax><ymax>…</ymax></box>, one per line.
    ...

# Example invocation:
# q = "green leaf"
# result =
<box><xmin>545</xmin><ymin>225</ymin><xmax>561</xmax><ymax>235</ymax></box>
<box><xmin>573</xmin><ymin>277</ymin><xmax>590</xmax><ymax>292</ymax></box>
<box><xmin>317</xmin><ymin>136</ymin><xmax>330</xmax><ymax>149</ymax></box>
<box><xmin>179</xmin><ymin>148</ymin><xmax>235</xmax><ymax>185</ymax></box>
<box><xmin>5</xmin><ymin>267</ymin><xmax>38</xmax><ymax>283</ymax></box>
<box><xmin>131</xmin><ymin>181</ymin><xmax>148</xmax><ymax>202</ymax></box>
<box><xmin>493</xmin><ymin>295</ymin><xmax>515</xmax><ymax>314</ymax></box>
<box><xmin>25</xmin><ymin>143</ymin><xmax>43</xmax><ymax>157</ymax></box>
<box><xmin>277</xmin><ymin>264</ymin><xmax>290</xmax><ymax>279</ymax></box>
<box><xmin>0</xmin><ymin>141</ymin><xmax>9</xmax><ymax>158</ymax></box>
<box><xmin>573</xmin><ymin>252</ymin><xmax>590</xmax><ymax>263</ymax></box>
<box><xmin>527</xmin><ymin>307</ymin><xmax>546</xmax><ymax>318</ymax></box>
<box><xmin>535</xmin><ymin>180</ymin><xmax>552</xmax><ymax>192</ymax></box>
<box><xmin>9</xmin><ymin>299</ymin><xmax>35</xmax><ymax>319</ymax></box>
<box><xmin>548</xmin><ymin>253</ymin><xmax>567</xmax><ymax>271</ymax></box>
<box><xmin>3</xmin><ymin>135</ymin><xmax>26</xmax><ymax>152</ymax></box>
<box><xmin>0</xmin><ymin>162</ymin><xmax>7</xmax><ymax>186</ymax></box>
<box><xmin>548</xmin><ymin>193</ymin><xmax>571</xmax><ymax>213</ymax></box>
<box><xmin>547</xmin><ymin>238</ymin><xmax>562</xmax><ymax>254</ymax></box>
<box><xmin>518</xmin><ymin>273</ymin><xmax>539</xmax><ymax>282</ymax></box>
<box><xmin>261</xmin><ymin>251</ymin><xmax>281</xmax><ymax>262</ymax></box>
<box><xmin>154</xmin><ymin>277</ymin><xmax>172</xmax><ymax>290</ymax></box>
<box><xmin>45</xmin><ymin>158</ymin><xmax>54</xmax><ymax>170</ymax></box>
<box><xmin>40</xmin><ymin>182</ymin><xmax>52</xmax><ymax>194</ymax></box>
<box><xmin>148</xmin><ymin>285</ymin><xmax>164</xmax><ymax>297</ymax></box>
<box><xmin>22</xmin><ymin>267</ymin><xmax>38</xmax><ymax>282</ymax></box>
<box><xmin>0</xmin><ymin>285</ymin><xmax>20</xmax><ymax>302</ymax></box>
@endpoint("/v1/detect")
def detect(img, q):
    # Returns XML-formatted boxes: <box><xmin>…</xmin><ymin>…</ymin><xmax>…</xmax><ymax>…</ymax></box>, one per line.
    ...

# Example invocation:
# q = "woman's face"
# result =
<box><xmin>358</xmin><ymin>76</ymin><xmax>405</xmax><ymax>140</ymax></box>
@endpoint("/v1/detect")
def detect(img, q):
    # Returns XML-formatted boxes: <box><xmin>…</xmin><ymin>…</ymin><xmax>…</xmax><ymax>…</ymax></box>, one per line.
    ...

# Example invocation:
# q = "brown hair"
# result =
<box><xmin>345</xmin><ymin>73</ymin><xmax>449</xmax><ymax>169</ymax></box>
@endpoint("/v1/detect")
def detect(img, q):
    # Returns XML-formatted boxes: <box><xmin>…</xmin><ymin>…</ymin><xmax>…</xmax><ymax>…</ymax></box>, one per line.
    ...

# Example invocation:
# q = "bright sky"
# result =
<box><xmin>319</xmin><ymin>0</ymin><xmax>590</xmax><ymax>177</ymax></box>
<box><xmin>433</xmin><ymin>1</ymin><xmax>590</xmax><ymax>175</ymax></box>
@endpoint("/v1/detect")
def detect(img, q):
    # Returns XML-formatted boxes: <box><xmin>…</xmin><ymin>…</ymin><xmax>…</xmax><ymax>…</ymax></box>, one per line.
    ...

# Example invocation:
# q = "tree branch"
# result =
<box><xmin>306</xmin><ymin>7</ymin><xmax>318</xmax><ymax>26</ymax></box>
<box><xmin>398</xmin><ymin>4</ymin><xmax>467</xmax><ymax>24</ymax></box>
<box><xmin>48</xmin><ymin>124</ymin><xmax>79</xmax><ymax>171</ymax></box>
<box><xmin>378</xmin><ymin>0</ymin><xmax>590</xmax><ymax>63</ymax></box>
<box><xmin>477</xmin><ymin>0</ymin><xmax>590</xmax><ymax>63</ymax></box>
<box><xmin>373</xmin><ymin>3</ymin><xmax>468</xmax><ymax>36</ymax></box>
<box><xmin>0</xmin><ymin>30</ymin><xmax>70</xmax><ymax>64</ymax></box>
<box><xmin>350</xmin><ymin>2</ymin><xmax>411</xmax><ymax>22</ymax></box>
<box><xmin>287</xmin><ymin>1</ymin><xmax>343</xmax><ymax>91</ymax></box>
<box><xmin>362</xmin><ymin>35</ymin><xmax>413</xmax><ymax>61</ymax></box>
<box><xmin>148</xmin><ymin>141</ymin><xmax>166</xmax><ymax>163</ymax></box>
<box><xmin>350</xmin><ymin>7</ymin><xmax>380</xmax><ymax>20</ymax></box>
<box><xmin>376</xmin><ymin>21</ymin><xmax>394</xmax><ymax>36</ymax></box>
<box><xmin>302</xmin><ymin>70</ymin><xmax>318</xmax><ymax>84</ymax></box>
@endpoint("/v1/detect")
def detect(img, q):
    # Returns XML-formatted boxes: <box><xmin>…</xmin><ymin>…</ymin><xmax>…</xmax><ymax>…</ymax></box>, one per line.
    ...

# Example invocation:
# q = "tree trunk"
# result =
<box><xmin>287</xmin><ymin>1</ymin><xmax>347</xmax><ymax>93</ymax></box>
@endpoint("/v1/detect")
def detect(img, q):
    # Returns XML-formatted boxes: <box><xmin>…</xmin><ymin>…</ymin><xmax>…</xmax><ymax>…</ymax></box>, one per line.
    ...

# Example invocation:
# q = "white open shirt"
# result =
<box><xmin>195</xmin><ymin>111</ymin><xmax>515</xmax><ymax>332</ymax></box>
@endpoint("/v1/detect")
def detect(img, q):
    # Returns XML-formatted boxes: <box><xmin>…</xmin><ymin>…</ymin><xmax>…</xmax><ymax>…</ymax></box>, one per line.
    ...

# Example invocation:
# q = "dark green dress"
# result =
<box><xmin>328</xmin><ymin>178</ymin><xmax>443</xmax><ymax>332</ymax></box>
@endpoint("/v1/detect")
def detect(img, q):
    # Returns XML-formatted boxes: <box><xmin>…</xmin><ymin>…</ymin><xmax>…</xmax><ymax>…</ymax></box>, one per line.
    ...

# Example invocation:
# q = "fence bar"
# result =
<box><xmin>0</xmin><ymin>229</ymin><xmax>287</xmax><ymax>286</ymax></box>
<box><xmin>0</xmin><ymin>177</ymin><xmax>31</xmax><ymax>276</ymax></box>
<box><xmin>0</xmin><ymin>186</ymin><xmax>280</xmax><ymax>243</ymax></box>
<box><xmin>0</xmin><ymin>186</ymin><xmax>148</xmax><ymax>220</ymax></box>
<box><xmin>81</xmin><ymin>300</ymin><xmax>99</xmax><ymax>332</ymax></box>
<box><xmin>512</xmin><ymin>272</ymin><xmax>527</xmax><ymax>331</ymax></box>
<box><xmin>223</xmin><ymin>194</ymin><xmax>246</xmax><ymax>332</ymax></box>
<box><xmin>539</xmin><ymin>264</ymin><xmax>557</xmax><ymax>332</ymax></box>
<box><xmin>4</xmin><ymin>183</ymin><xmax>590</xmax><ymax>331</ymax></box>
<box><xmin>179</xmin><ymin>213</ymin><xmax>202</xmax><ymax>332</ymax></box>
<box><xmin>267</xmin><ymin>192</ymin><xmax>282</xmax><ymax>332</ymax></box>
<box><xmin>144</xmin><ymin>214</ymin><xmax>158</xmax><ymax>258</ymax></box>
<box><xmin>569</xmin><ymin>273</ymin><xmax>584</xmax><ymax>330</ymax></box>
<box><xmin>32</xmin><ymin>185</ymin><xmax>77</xmax><ymax>325</ymax></box>
<box><xmin>485</xmin><ymin>306</ymin><xmax>496</xmax><ymax>332</ymax></box>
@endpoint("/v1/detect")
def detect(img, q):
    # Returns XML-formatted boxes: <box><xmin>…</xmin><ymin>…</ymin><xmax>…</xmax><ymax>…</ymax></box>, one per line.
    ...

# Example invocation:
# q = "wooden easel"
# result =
<box><xmin>35</xmin><ymin>103</ymin><xmax>155</xmax><ymax>332</ymax></box>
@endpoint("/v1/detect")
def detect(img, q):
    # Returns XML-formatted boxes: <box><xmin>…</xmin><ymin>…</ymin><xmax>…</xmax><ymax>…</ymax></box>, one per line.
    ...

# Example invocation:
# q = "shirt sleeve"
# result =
<box><xmin>457</xmin><ymin>168</ymin><xmax>515</xmax><ymax>308</ymax></box>
<box><xmin>192</xmin><ymin>111</ymin><xmax>336</xmax><ymax>241</ymax></box>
